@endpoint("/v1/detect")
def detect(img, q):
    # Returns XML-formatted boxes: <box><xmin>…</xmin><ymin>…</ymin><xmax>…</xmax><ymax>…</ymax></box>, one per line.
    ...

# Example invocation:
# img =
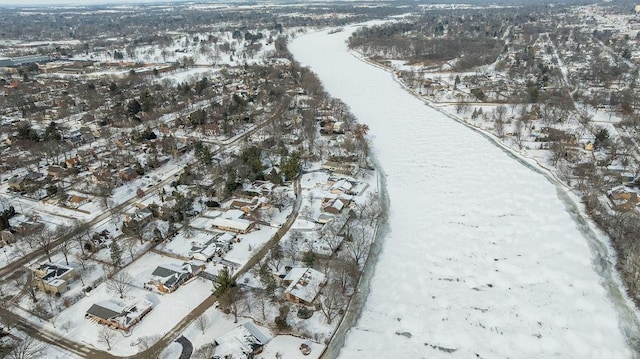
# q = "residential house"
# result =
<box><xmin>9</xmin><ymin>171</ymin><xmax>46</xmax><ymax>193</ymax></box>
<box><xmin>329</xmin><ymin>179</ymin><xmax>353</xmax><ymax>195</ymax></box>
<box><xmin>607</xmin><ymin>186</ymin><xmax>640</xmax><ymax>212</ymax></box>
<box><xmin>84</xmin><ymin>230</ymin><xmax>110</xmax><ymax>252</ymax></box>
<box><xmin>47</xmin><ymin>165</ymin><xmax>67</xmax><ymax>179</ymax></box>
<box><xmin>125</xmin><ymin>207</ymin><xmax>153</xmax><ymax>225</ymax></box>
<box><xmin>13</xmin><ymin>220</ymin><xmax>44</xmax><ymax>236</ymax></box>
<box><xmin>283</xmin><ymin>267</ymin><xmax>326</xmax><ymax>305</ymax></box>
<box><xmin>323</xmin><ymin>197</ymin><xmax>350</xmax><ymax>215</ymax></box>
<box><xmin>214</xmin><ymin>322</ymin><xmax>272</xmax><ymax>359</ymax></box>
<box><xmin>119</xmin><ymin>167</ymin><xmax>138</xmax><ymax>182</ymax></box>
<box><xmin>7</xmin><ymin>175</ymin><xmax>25</xmax><ymax>191</ymax></box>
<box><xmin>85</xmin><ymin>298</ymin><xmax>153</xmax><ymax>330</ymax></box>
<box><xmin>322</xmin><ymin>161</ymin><xmax>357</xmax><ymax>176</ymax></box>
<box><xmin>211</xmin><ymin>216</ymin><xmax>255</xmax><ymax>234</ymax></box>
<box><xmin>66</xmin><ymin>195</ymin><xmax>89</xmax><ymax>208</ymax></box>
<box><xmin>32</xmin><ymin>262</ymin><xmax>78</xmax><ymax>294</ymax></box>
<box><xmin>229</xmin><ymin>198</ymin><xmax>259</xmax><ymax>215</ymax></box>
<box><xmin>147</xmin><ymin>262</ymin><xmax>204</xmax><ymax>293</ymax></box>
<box><xmin>65</xmin><ymin>157</ymin><xmax>81</xmax><ymax>169</ymax></box>
<box><xmin>189</xmin><ymin>232</ymin><xmax>234</xmax><ymax>261</ymax></box>
<box><xmin>92</xmin><ymin>168</ymin><xmax>120</xmax><ymax>187</ymax></box>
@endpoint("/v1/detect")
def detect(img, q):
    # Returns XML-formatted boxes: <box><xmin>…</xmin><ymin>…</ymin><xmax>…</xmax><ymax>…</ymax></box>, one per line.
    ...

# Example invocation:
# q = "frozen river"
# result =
<box><xmin>290</xmin><ymin>27</ymin><xmax>640</xmax><ymax>358</ymax></box>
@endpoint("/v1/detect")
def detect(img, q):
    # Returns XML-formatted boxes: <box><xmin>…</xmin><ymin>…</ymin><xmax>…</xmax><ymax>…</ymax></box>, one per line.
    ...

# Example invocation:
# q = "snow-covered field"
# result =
<box><xmin>290</xmin><ymin>27</ymin><xmax>640</xmax><ymax>358</ymax></box>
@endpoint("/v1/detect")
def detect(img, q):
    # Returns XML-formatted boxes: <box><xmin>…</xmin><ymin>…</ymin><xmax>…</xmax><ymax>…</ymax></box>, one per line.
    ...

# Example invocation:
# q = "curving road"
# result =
<box><xmin>175</xmin><ymin>336</ymin><xmax>193</xmax><ymax>359</ymax></box>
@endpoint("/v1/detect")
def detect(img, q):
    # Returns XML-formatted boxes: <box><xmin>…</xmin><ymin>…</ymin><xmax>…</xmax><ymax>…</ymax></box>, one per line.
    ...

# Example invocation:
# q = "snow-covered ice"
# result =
<box><xmin>290</xmin><ymin>27</ymin><xmax>639</xmax><ymax>358</ymax></box>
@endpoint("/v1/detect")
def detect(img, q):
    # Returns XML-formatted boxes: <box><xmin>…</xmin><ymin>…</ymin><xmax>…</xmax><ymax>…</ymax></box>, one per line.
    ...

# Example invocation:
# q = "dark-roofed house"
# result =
<box><xmin>32</xmin><ymin>262</ymin><xmax>78</xmax><ymax>294</ymax></box>
<box><xmin>47</xmin><ymin>165</ymin><xmax>67</xmax><ymax>179</ymax></box>
<box><xmin>148</xmin><ymin>262</ymin><xmax>204</xmax><ymax>293</ymax></box>
<box><xmin>85</xmin><ymin>298</ymin><xmax>153</xmax><ymax>330</ymax></box>
<box><xmin>119</xmin><ymin>167</ymin><xmax>138</xmax><ymax>182</ymax></box>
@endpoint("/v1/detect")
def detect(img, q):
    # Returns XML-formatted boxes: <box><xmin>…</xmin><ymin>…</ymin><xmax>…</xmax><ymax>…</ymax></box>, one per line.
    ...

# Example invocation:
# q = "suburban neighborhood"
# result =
<box><xmin>2</xmin><ymin>0</ymin><xmax>640</xmax><ymax>358</ymax></box>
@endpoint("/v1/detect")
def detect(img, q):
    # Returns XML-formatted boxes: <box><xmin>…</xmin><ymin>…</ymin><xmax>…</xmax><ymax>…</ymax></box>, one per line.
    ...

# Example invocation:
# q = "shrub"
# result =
<box><xmin>297</xmin><ymin>307</ymin><xmax>314</xmax><ymax>319</ymax></box>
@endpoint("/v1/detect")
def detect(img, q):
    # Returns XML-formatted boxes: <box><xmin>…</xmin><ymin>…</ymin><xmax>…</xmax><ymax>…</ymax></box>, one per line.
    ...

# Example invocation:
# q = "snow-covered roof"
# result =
<box><xmin>211</xmin><ymin>216</ymin><xmax>254</xmax><ymax>232</ymax></box>
<box><xmin>86</xmin><ymin>298</ymin><xmax>153</xmax><ymax>329</ymax></box>
<box><xmin>331</xmin><ymin>179</ymin><xmax>353</xmax><ymax>192</ymax></box>
<box><xmin>214</xmin><ymin>322</ymin><xmax>272</xmax><ymax>358</ymax></box>
<box><xmin>284</xmin><ymin>268</ymin><xmax>326</xmax><ymax>304</ymax></box>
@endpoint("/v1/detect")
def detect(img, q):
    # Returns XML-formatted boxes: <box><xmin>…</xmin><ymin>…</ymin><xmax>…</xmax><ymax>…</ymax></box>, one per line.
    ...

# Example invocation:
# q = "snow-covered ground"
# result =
<box><xmin>290</xmin><ymin>27</ymin><xmax>640</xmax><ymax>358</ymax></box>
<box><xmin>51</xmin><ymin>251</ymin><xmax>213</xmax><ymax>356</ymax></box>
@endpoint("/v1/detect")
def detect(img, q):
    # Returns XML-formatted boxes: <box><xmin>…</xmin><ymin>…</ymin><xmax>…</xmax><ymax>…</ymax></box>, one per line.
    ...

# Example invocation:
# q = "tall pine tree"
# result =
<box><xmin>110</xmin><ymin>240</ymin><xmax>122</xmax><ymax>268</ymax></box>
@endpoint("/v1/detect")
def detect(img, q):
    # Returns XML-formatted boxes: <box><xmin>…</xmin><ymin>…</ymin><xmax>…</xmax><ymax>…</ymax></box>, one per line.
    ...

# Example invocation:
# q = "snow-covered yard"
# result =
<box><xmin>49</xmin><ymin>251</ymin><xmax>214</xmax><ymax>355</ymax></box>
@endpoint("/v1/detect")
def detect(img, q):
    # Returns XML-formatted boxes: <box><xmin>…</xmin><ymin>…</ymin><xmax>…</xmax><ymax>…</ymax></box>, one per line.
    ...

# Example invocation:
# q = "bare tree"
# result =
<box><xmin>59</xmin><ymin>238</ymin><xmax>73</xmax><ymax>265</ymax></box>
<box><xmin>122</xmin><ymin>236</ymin><xmax>138</xmax><ymax>261</ymax></box>
<box><xmin>513</xmin><ymin>118</ymin><xmax>525</xmax><ymax>149</ymax></box>
<box><xmin>195</xmin><ymin>314</ymin><xmax>209</xmax><ymax>334</ymax></box>
<box><xmin>265</xmin><ymin>244</ymin><xmax>284</xmax><ymax>273</ymax></box>
<box><xmin>318</xmin><ymin>282</ymin><xmax>347</xmax><ymax>324</ymax></box>
<box><xmin>136</xmin><ymin>334</ymin><xmax>163</xmax><ymax>359</ymax></box>
<box><xmin>98</xmin><ymin>327</ymin><xmax>117</xmax><ymax>351</ymax></box>
<box><xmin>107</xmin><ymin>272</ymin><xmax>133</xmax><ymax>299</ymax></box>
<box><xmin>345</xmin><ymin>222</ymin><xmax>371</xmax><ymax>268</ymax></box>
<box><xmin>252</xmin><ymin>287</ymin><xmax>270</xmax><ymax>321</ymax></box>
<box><xmin>33</xmin><ymin>228</ymin><xmax>56</xmax><ymax>262</ymax></box>
<box><xmin>74</xmin><ymin>252</ymin><xmax>88</xmax><ymax>271</ymax></box>
<box><xmin>218</xmin><ymin>286</ymin><xmax>245</xmax><ymax>323</ymax></box>
<box><xmin>361</xmin><ymin>191</ymin><xmax>385</xmax><ymax>227</ymax></box>
<box><xmin>71</xmin><ymin>222</ymin><xmax>91</xmax><ymax>256</ymax></box>
<box><xmin>330</xmin><ymin>255</ymin><xmax>360</xmax><ymax>293</ymax></box>
<box><xmin>319</xmin><ymin>223</ymin><xmax>342</xmax><ymax>254</ymax></box>
<box><xmin>6</xmin><ymin>336</ymin><xmax>46</xmax><ymax>359</ymax></box>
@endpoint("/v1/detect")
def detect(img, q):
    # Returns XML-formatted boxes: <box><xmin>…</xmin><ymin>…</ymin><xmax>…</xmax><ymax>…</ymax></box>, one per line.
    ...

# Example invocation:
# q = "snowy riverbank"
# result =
<box><xmin>290</xmin><ymin>25</ymin><xmax>640</xmax><ymax>358</ymax></box>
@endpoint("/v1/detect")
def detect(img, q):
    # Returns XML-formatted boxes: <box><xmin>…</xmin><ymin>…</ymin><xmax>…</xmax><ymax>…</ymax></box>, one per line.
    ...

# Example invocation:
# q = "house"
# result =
<box><xmin>584</xmin><ymin>141</ymin><xmax>595</xmax><ymax>151</ymax></box>
<box><xmin>323</xmin><ymin>197</ymin><xmax>350</xmax><ymax>215</ymax></box>
<box><xmin>0</xmin><ymin>230</ymin><xmax>16</xmax><ymax>246</ymax></box>
<box><xmin>322</xmin><ymin>161</ymin><xmax>357</xmax><ymax>176</ymax></box>
<box><xmin>85</xmin><ymin>298</ymin><xmax>153</xmax><ymax>330</ymax></box>
<box><xmin>66</xmin><ymin>195</ymin><xmax>89</xmax><ymax>208</ymax></box>
<box><xmin>84</xmin><ymin>230</ymin><xmax>110</xmax><ymax>252</ymax></box>
<box><xmin>189</xmin><ymin>232</ymin><xmax>235</xmax><ymax>261</ymax></box>
<box><xmin>65</xmin><ymin>157</ymin><xmax>81</xmax><ymax>169</ymax></box>
<box><xmin>47</xmin><ymin>165</ymin><xmax>67</xmax><ymax>179</ymax></box>
<box><xmin>119</xmin><ymin>167</ymin><xmax>138</xmax><ymax>182</ymax></box>
<box><xmin>283</xmin><ymin>267</ymin><xmax>326</xmax><ymax>305</ymax></box>
<box><xmin>211</xmin><ymin>216</ymin><xmax>255</xmax><ymax>234</ymax></box>
<box><xmin>13</xmin><ymin>220</ymin><xmax>44</xmax><ymax>236</ymax></box>
<box><xmin>7</xmin><ymin>175</ymin><xmax>25</xmax><ymax>191</ymax></box>
<box><xmin>125</xmin><ymin>207</ymin><xmax>153</xmax><ymax>224</ymax></box>
<box><xmin>32</xmin><ymin>262</ymin><xmax>78</xmax><ymax>294</ymax></box>
<box><xmin>92</xmin><ymin>168</ymin><xmax>120</xmax><ymax>187</ymax></box>
<box><xmin>148</xmin><ymin>262</ymin><xmax>204</xmax><ymax>293</ymax></box>
<box><xmin>329</xmin><ymin>179</ymin><xmax>353</xmax><ymax>195</ymax></box>
<box><xmin>213</xmin><ymin>322</ymin><xmax>271</xmax><ymax>359</ymax></box>
<box><xmin>607</xmin><ymin>186</ymin><xmax>640</xmax><ymax>211</ymax></box>
<box><xmin>229</xmin><ymin>198</ymin><xmax>259</xmax><ymax>214</ymax></box>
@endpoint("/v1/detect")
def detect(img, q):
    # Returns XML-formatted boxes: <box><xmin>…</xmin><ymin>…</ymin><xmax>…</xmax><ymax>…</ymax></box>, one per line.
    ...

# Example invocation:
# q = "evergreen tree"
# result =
<box><xmin>110</xmin><ymin>240</ymin><xmax>122</xmax><ymax>268</ymax></box>
<box><xmin>214</xmin><ymin>267</ymin><xmax>235</xmax><ymax>295</ymax></box>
